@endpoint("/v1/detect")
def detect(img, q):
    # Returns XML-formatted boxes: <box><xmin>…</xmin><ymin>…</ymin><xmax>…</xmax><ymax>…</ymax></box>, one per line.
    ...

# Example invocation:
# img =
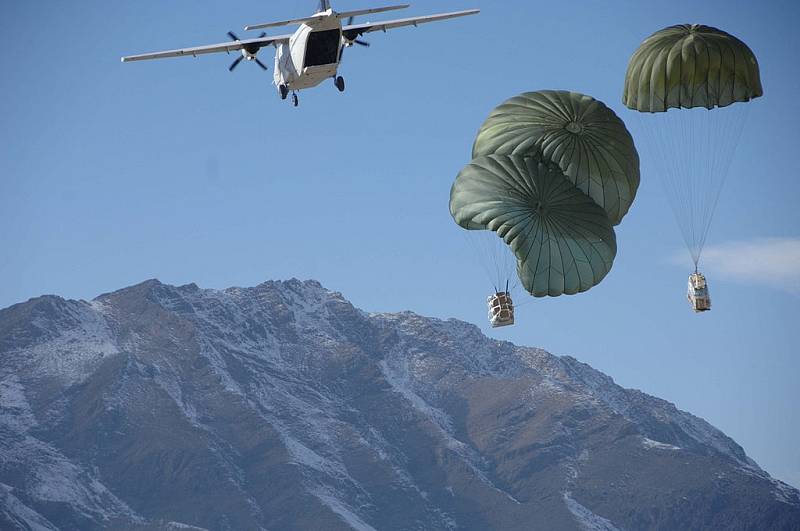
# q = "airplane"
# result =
<box><xmin>121</xmin><ymin>1</ymin><xmax>479</xmax><ymax>107</ymax></box>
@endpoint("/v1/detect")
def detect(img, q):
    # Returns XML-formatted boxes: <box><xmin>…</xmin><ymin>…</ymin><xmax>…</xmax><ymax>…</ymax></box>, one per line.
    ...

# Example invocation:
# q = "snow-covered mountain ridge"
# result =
<box><xmin>1</xmin><ymin>279</ymin><xmax>798</xmax><ymax>530</ymax></box>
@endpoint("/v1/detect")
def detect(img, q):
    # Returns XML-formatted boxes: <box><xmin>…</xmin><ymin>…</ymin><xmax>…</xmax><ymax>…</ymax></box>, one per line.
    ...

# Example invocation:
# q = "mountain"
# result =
<box><xmin>1</xmin><ymin>279</ymin><xmax>798</xmax><ymax>531</ymax></box>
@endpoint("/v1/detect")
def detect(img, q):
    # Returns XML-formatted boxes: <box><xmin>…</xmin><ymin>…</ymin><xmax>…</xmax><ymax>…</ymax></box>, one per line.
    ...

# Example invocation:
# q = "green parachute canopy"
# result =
<box><xmin>622</xmin><ymin>24</ymin><xmax>762</xmax><ymax>269</ymax></box>
<box><xmin>473</xmin><ymin>90</ymin><xmax>640</xmax><ymax>225</ymax></box>
<box><xmin>450</xmin><ymin>156</ymin><xmax>616</xmax><ymax>297</ymax></box>
<box><xmin>623</xmin><ymin>24</ymin><xmax>763</xmax><ymax>113</ymax></box>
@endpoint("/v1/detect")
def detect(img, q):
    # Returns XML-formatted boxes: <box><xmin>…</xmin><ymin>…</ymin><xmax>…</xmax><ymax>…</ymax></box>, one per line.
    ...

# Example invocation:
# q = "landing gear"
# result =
<box><xmin>280</xmin><ymin>85</ymin><xmax>298</xmax><ymax>107</ymax></box>
<box><xmin>335</xmin><ymin>76</ymin><xmax>345</xmax><ymax>92</ymax></box>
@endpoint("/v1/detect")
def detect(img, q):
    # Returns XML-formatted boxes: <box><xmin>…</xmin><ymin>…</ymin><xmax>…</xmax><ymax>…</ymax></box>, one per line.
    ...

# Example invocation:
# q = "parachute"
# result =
<box><xmin>623</xmin><ymin>24</ymin><xmax>763</xmax><ymax>305</ymax></box>
<box><xmin>472</xmin><ymin>90</ymin><xmax>640</xmax><ymax>225</ymax></box>
<box><xmin>623</xmin><ymin>24</ymin><xmax>762</xmax><ymax>114</ymax></box>
<box><xmin>450</xmin><ymin>91</ymin><xmax>639</xmax><ymax>319</ymax></box>
<box><xmin>451</xmin><ymin>155</ymin><xmax>617</xmax><ymax>297</ymax></box>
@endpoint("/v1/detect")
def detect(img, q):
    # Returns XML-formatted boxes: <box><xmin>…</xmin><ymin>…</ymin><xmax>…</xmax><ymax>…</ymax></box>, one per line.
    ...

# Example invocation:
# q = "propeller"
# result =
<box><xmin>227</xmin><ymin>31</ymin><xmax>269</xmax><ymax>72</ymax></box>
<box><xmin>340</xmin><ymin>17</ymin><xmax>370</xmax><ymax>61</ymax></box>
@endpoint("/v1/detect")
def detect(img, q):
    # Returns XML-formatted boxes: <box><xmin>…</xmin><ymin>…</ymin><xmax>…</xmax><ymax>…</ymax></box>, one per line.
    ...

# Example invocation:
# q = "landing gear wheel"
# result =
<box><xmin>292</xmin><ymin>92</ymin><xmax>299</xmax><ymax>107</ymax></box>
<box><xmin>279</xmin><ymin>85</ymin><xmax>289</xmax><ymax>100</ymax></box>
<box><xmin>335</xmin><ymin>76</ymin><xmax>345</xmax><ymax>92</ymax></box>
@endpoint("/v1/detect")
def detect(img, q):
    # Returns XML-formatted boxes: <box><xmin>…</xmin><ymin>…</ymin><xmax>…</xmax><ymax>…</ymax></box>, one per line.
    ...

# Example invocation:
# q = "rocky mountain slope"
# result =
<box><xmin>1</xmin><ymin>279</ymin><xmax>798</xmax><ymax>530</ymax></box>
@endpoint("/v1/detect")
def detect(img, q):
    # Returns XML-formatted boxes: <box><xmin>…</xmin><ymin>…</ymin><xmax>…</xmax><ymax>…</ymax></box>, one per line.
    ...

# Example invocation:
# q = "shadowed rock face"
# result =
<box><xmin>1</xmin><ymin>279</ymin><xmax>798</xmax><ymax>531</ymax></box>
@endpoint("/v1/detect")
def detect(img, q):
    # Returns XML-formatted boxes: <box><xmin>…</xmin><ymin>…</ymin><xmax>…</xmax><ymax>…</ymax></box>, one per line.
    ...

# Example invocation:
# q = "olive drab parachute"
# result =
<box><xmin>623</xmin><ymin>24</ymin><xmax>763</xmax><ymax>272</ymax></box>
<box><xmin>450</xmin><ymin>90</ymin><xmax>638</xmax><ymax>308</ymax></box>
<box><xmin>473</xmin><ymin>91</ymin><xmax>640</xmax><ymax>225</ymax></box>
<box><xmin>451</xmin><ymin>156</ymin><xmax>617</xmax><ymax>297</ymax></box>
<box><xmin>623</xmin><ymin>24</ymin><xmax>762</xmax><ymax>113</ymax></box>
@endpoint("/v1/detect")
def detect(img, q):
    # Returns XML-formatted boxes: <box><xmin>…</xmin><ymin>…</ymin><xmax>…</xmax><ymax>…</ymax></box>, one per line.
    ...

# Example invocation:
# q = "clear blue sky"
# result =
<box><xmin>2</xmin><ymin>0</ymin><xmax>798</xmax><ymax>487</ymax></box>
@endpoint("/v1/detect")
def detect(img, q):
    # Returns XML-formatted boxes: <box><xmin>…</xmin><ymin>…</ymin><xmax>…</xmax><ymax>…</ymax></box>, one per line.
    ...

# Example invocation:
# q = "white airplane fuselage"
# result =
<box><xmin>273</xmin><ymin>9</ymin><xmax>343</xmax><ymax>91</ymax></box>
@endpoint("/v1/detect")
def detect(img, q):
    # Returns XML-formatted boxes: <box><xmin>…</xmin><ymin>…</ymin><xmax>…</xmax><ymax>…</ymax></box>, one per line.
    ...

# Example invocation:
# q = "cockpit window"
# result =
<box><xmin>304</xmin><ymin>29</ymin><xmax>341</xmax><ymax>67</ymax></box>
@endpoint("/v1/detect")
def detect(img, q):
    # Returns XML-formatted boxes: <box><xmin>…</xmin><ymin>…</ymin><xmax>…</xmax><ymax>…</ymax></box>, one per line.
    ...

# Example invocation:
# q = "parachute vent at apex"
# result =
<box><xmin>488</xmin><ymin>292</ymin><xmax>514</xmax><ymax>328</ymax></box>
<box><xmin>688</xmin><ymin>272</ymin><xmax>711</xmax><ymax>313</ymax></box>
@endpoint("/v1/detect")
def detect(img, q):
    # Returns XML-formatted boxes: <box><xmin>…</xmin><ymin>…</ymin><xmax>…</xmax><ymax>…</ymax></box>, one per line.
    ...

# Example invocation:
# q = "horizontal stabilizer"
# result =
<box><xmin>336</xmin><ymin>4</ymin><xmax>410</xmax><ymax>20</ymax></box>
<box><xmin>245</xmin><ymin>4</ymin><xmax>411</xmax><ymax>31</ymax></box>
<box><xmin>245</xmin><ymin>15</ymin><xmax>327</xmax><ymax>31</ymax></box>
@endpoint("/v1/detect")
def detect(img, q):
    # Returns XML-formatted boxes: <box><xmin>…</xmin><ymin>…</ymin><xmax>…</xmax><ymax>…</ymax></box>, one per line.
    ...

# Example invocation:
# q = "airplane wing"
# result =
<box><xmin>342</xmin><ymin>9</ymin><xmax>479</xmax><ymax>40</ymax></box>
<box><xmin>121</xmin><ymin>34</ymin><xmax>291</xmax><ymax>63</ymax></box>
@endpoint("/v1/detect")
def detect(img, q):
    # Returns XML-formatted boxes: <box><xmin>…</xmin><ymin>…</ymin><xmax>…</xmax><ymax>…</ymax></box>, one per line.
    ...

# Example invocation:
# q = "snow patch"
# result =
<box><xmin>24</xmin><ymin>301</ymin><xmax>119</xmax><ymax>385</ymax></box>
<box><xmin>165</xmin><ymin>522</ymin><xmax>211</xmax><ymax>531</ymax></box>
<box><xmin>0</xmin><ymin>375</ymin><xmax>37</xmax><ymax>431</ymax></box>
<box><xmin>379</xmin><ymin>359</ymin><xmax>454</xmax><ymax>434</ymax></box>
<box><xmin>312</xmin><ymin>487</ymin><xmax>378</xmax><ymax>531</ymax></box>
<box><xmin>380</xmin><ymin>354</ymin><xmax>521</xmax><ymax>505</ymax></box>
<box><xmin>0</xmin><ymin>483</ymin><xmax>58</xmax><ymax>531</ymax></box>
<box><xmin>284</xmin><ymin>436</ymin><xmax>347</xmax><ymax>479</ymax></box>
<box><xmin>642</xmin><ymin>438</ymin><xmax>681</xmax><ymax>451</ymax></box>
<box><xmin>0</xmin><ymin>432</ymin><xmax>139</xmax><ymax>523</ymax></box>
<box><xmin>564</xmin><ymin>492</ymin><xmax>623</xmax><ymax>531</ymax></box>
<box><xmin>562</xmin><ymin>449</ymin><xmax>621</xmax><ymax>530</ymax></box>
<box><xmin>532</xmin><ymin>375</ymin><xmax>568</xmax><ymax>398</ymax></box>
<box><xmin>29</xmin><ymin>448</ymin><xmax>138</xmax><ymax>521</ymax></box>
<box><xmin>375</xmin><ymin>313</ymin><xmax>525</xmax><ymax>379</ymax></box>
<box><xmin>771</xmin><ymin>478</ymin><xmax>800</xmax><ymax>506</ymax></box>
<box><xmin>0</xmin><ymin>373</ymin><xmax>138</xmax><ymax>523</ymax></box>
<box><xmin>152</xmin><ymin>362</ymin><xmax>199</xmax><ymax>424</ymax></box>
<box><xmin>561</xmin><ymin>357</ymin><xmax>756</xmax><ymax>469</ymax></box>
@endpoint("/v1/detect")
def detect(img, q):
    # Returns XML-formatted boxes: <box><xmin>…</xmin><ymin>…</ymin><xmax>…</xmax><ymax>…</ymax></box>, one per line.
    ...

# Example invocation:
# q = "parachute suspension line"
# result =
<box><xmin>487</xmin><ymin>232</ymin><xmax>503</xmax><ymax>291</ymax></box>
<box><xmin>640</xmin><ymin>109</ymin><xmax>704</xmax><ymax>265</ymax></box>
<box><xmin>636</xmin><ymin>112</ymin><xmax>698</xmax><ymax>264</ymax></box>
<box><xmin>461</xmin><ymin>230</ymin><xmax>518</xmax><ymax>296</ymax></box>
<box><xmin>696</xmin><ymin>104</ymin><xmax>750</xmax><ymax>264</ymax></box>
<box><xmin>462</xmin><ymin>231</ymin><xmax>499</xmax><ymax>293</ymax></box>
<box><xmin>635</xmin><ymin>104</ymin><xmax>750</xmax><ymax>268</ymax></box>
